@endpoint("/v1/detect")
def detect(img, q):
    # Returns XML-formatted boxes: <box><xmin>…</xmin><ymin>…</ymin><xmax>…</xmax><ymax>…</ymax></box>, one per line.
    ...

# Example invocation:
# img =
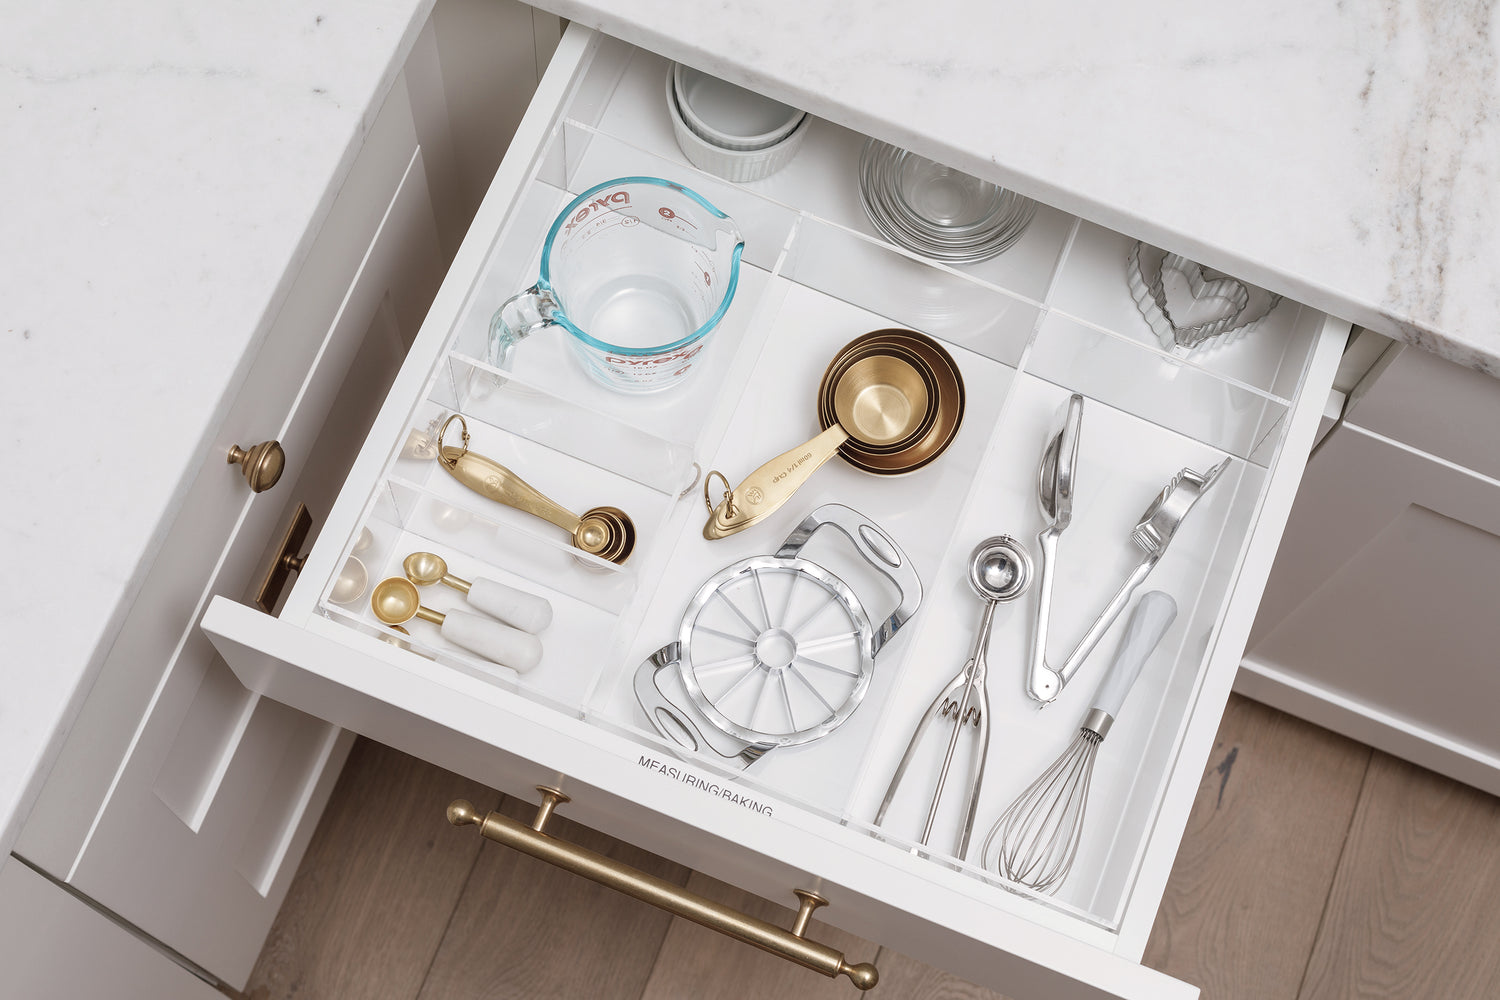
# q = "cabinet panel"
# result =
<box><xmin>0</xmin><ymin>860</ymin><xmax>220</xmax><ymax>1000</ymax></box>
<box><xmin>60</xmin><ymin>141</ymin><xmax>442</xmax><ymax>987</ymax></box>
<box><xmin>1345</xmin><ymin>344</ymin><xmax>1500</xmax><ymax>481</ymax></box>
<box><xmin>1244</xmin><ymin>422</ymin><xmax>1500</xmax><ymax>795</ymax></box>
<box><xmin>15</xmin><ymin>68</ymin><xmax>429</xmax><ymax>876</ymax></box>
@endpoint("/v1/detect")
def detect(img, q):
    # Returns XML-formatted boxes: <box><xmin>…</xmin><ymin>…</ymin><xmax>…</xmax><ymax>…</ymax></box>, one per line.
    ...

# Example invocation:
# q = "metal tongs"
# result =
<box><xmin>1025</xmin><ymin>395</ymin><xmax>1084</xmax><ymax>702</ymax></box>
<box><xmin>1025</xmin><ymin>397</ymin><xmax>1228</xmax><ymax>703</ymax></box>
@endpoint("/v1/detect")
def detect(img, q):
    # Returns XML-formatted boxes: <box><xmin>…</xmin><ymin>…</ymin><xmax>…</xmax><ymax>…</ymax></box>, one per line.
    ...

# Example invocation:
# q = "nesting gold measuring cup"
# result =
<box><xmin>704</xmin><ymin>330</ymin><xmax>964</xmax><ymax>539</ymax></box>
<box><xmin>437</xmin><ymin>415</ymin><xmax>636</xmax><ymax>564</ymax></box>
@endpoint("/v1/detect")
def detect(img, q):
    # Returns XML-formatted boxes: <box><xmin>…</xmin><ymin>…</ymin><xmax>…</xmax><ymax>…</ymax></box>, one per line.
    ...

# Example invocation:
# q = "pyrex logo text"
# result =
<box><xmin>564</xmin><ymin>190</ymin><xmax>631</xmax><ymax>232</ymax></box>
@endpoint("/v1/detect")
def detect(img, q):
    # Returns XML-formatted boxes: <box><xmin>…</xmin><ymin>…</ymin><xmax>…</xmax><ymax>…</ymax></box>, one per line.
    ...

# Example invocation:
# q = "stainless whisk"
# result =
<box><xmin>983</xmin><ymin>590</ymin><xmax>1177</xmax><ymax>893</ymax></box>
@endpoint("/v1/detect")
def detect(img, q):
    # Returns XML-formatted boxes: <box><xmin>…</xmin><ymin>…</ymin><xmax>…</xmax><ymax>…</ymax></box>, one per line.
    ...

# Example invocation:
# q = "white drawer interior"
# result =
<box><xmin>272</xmin><ymin>35</ymin><xmax>1333</xmax><ymax>944</ymax></box>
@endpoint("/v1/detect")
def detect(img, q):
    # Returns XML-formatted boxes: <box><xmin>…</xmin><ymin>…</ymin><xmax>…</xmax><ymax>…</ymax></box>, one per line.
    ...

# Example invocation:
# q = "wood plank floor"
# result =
<box><xmin>244</xmin><ymin>696</ymin><xmax>1500</xmax><ymax>999</ymax></box>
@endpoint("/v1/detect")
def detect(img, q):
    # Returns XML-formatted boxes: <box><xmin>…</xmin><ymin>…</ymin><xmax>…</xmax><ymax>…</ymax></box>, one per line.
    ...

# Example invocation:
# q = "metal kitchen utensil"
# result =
<box><xmin>984</xmin><ymin>591</ymin><xmax>1177</xmax><ymax>893</ymax></box>
<box><xmin>636</xmin><ymin>504</ymin><xmax>922</xmax><ymax>769</ymax></box>
<box><xmin>1127</xmin><ymin>242</ymin><xmax>1283</xmax><ymax>351</ymax></box>
<box><xmin>437</xmin><ymin>414</ymin><xmax>636</xmax><ymax>564</ymax></box>
<box><xmin>704</xmin><ymin>332</ymin><xmax>962</xmax><ymax>540</ymax></box>
<box><xmin>1032</xmin><ymin>459</ymin><xmax>1227</xmax><ymax>704</ymax></box>
<box><xmin>369</xmin><ymin>576</ymin><xmax>543</xmax><ymax>672</ymax></box>
<box><xmin>1025</xmin><ymin>394</ymin><xmax>1084</xmax><ymax>702</ymax></box>
<box><xmin>402</xmin><ymin>551</ymin><xmax>553</xmax><ymax>633</ymax></box>
<box><xmin>875</xmin><ymin>535</ymin><xmax>1033</xmax><ymax>859</ymax></box>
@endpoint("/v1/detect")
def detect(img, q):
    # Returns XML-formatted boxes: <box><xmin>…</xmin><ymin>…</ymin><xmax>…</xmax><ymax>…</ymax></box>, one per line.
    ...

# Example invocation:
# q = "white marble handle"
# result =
<box><xmin>1092</xmin><ymin>591</ymin><xmax>1177</xmax><ymax>721</ymax></box>
<box><xmin>440</xmin><ymin>610</ymin><xmax>543</xmax><ymax>673</ymax></box>
<box><xmin>467</xmin><ymin>578</ymin><xmax>553</xmax><ymax>634</ymax></box>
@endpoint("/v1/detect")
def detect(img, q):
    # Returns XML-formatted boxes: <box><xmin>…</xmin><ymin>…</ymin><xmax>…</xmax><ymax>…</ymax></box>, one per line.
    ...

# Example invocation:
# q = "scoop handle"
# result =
<box><xmin>440</xmin><ymin>609</ymin><xmax>544</xmax><ymax>673</ymax></box>
<box><xmin>466</xmin><ymin>578</ymin><xmax>554</xmax><ymax>634</ymax></box>
<box><xmin>1092</xmin><ymin>590</ymin><xmax>1176</xmax><ymax>720</ymax></box>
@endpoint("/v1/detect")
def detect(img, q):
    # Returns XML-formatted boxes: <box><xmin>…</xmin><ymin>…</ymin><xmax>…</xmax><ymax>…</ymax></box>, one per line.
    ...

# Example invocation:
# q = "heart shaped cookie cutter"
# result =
<box><xmin>1127</xmin><ymin>242</ymin><xmax>1282</xmax><ymax>351</ymax></box>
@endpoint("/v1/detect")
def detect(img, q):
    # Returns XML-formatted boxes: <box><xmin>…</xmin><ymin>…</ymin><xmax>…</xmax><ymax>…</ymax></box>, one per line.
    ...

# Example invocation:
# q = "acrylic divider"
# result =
<box><xmin>300</xmin><ymin>25</ymin><xmax>1339</xmax><ymax>932</ymax></box>
<box><xmin>835</xmin><ymin>233</ymin><xmax>1315</xmax><ymax>925</ymax></box>
<box><xmin>1047</xmin><ymin>220</ymin><xmax>1318</xmax><ymax>401</ymax></box>
<box><xmin>441</xmin><ymin>119</ymin><xmax>801</xmax><ymax>458</ymax></box>
<box><xmin>580</xmin><ymin>39</ymin><xmax>1079</xmax><ymax>307</ymax></box>
<box><xmin>315</xmin><ymin>475</ymin><xmax>631</xmax><ymax>711</ymax></box>
<box><xmin>580</xmin><ymin>205</ymin><xmax>1038</xmax><ymax>843</ymax></box>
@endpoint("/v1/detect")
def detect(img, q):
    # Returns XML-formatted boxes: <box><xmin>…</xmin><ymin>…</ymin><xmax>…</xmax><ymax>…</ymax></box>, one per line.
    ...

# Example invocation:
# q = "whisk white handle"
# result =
<box><xmin>466</xmin><ymin>578</ymin><xmax>553</xmax><ymax>633</ymax></box>
<box><xmin>440</xmin><ymin>610</ymin><xmax>544</xmax><ymax>673</ymax></box>
<box><xmin>1091</xmin><ymin>591</ymin><xmax>1176</xmax><ymax>723</ymax></box>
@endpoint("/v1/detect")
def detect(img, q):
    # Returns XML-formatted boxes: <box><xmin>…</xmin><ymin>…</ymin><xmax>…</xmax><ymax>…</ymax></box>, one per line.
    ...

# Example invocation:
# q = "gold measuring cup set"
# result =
<box><xmin>703</xmin><ymin>329</ymin><xmax>966</xmax><ymax>539</ymax></box>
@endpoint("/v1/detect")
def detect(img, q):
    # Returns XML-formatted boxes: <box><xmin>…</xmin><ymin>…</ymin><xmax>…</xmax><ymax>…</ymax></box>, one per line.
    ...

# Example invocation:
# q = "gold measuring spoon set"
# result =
<box><xmin>370</xmin><ymin>550</ymin><xmax>553</xmax><ymax>673</ymax></box>
<box><xmin>437</xmin><ymin>414</ymin><xmax>635</xmax><ymax>564</ymax></box>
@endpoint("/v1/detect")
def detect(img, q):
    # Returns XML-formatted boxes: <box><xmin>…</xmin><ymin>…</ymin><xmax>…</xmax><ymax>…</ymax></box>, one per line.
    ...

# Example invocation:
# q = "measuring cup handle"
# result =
<box><xmin>777</xmin><ymin>503</ymin><xmax>923</xmax><ymax>657</ymax></box>
<box><xmin>488</xmin><ymin>284</ymin><xmax>559</xmax><ymax>368</ymax></box>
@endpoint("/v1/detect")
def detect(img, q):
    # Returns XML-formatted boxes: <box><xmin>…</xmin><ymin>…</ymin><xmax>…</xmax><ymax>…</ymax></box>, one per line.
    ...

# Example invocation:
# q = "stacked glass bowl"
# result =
<box><xmin>858</xmin><ymin>140</ymin><xmax>1038</xmax><ymax>264</ymax></box>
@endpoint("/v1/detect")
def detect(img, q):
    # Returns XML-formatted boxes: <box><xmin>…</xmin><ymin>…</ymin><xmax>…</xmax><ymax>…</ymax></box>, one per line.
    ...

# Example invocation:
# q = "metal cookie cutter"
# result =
<box><xmin>1127</xmin><ymin>242</ymin><xmax>1282</xmax><ymax>351</ymax></box>
<box><xmin>635</xmin><ymin>504</ymin><xmax>922</xmax><ymax>769</ymax></box>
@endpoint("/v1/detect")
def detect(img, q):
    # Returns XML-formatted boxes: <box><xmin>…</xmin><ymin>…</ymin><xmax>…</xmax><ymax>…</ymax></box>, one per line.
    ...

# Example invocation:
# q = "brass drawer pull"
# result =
<box><xmin>255</xmin><ymin>503</ymin><xmax>312</xmax><ymax>614</ymax></box>
<box><xmin>448</xmin><ymin>788</ymin><xmax>879</xmax><ymax>990</ymax></box>
<box><xmin>227</xmin><ymin>439</ymin><xmax>286</xmax><ymax>493</ymax></box>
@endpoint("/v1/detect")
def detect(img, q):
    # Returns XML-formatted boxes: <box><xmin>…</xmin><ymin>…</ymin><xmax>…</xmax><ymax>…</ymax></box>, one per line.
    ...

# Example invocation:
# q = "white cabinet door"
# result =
<box><xmin>62</xmin><ymin>141</ymin><xmax>444</xmax><ymax>987</ymax></box>
<box><xmin>14</xmin><ymin>77</ymin><xmax>444</xmax><ymax>991</ymax></box>
<box><xmin>0</xmin><ymin>859</ymin><xmax>220</xmax><ymax>1000</ymax></box>
<box><xmin>1243</xmin><ymin>421</ymin><xmax>1500</xmax><ymax>795</ymax></box>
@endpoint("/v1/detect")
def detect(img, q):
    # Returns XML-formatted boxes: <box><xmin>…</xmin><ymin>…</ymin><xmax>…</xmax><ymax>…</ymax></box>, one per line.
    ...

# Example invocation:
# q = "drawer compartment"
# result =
<box><xmin>205</xmin><ymin>27</ymin><xmax>1348</xmax><ymax>999</ymax></box>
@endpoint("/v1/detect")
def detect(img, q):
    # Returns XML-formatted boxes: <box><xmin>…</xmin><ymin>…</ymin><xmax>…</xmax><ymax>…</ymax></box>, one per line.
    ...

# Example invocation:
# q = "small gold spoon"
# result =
<box><xmin>402</xmin><ymin>552</ymin><xmax>553</xmax><ymax>633</ymax></box>
<box><xmin>369</xmin><ymin>577</ymin><xmax>543</xmax><ymax>672</ymax></box>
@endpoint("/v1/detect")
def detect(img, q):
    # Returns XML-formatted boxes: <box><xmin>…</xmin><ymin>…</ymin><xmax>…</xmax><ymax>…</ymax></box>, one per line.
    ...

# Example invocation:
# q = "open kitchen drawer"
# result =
<box><xmin>204</xmin><ymin>26</ymin><xmax>1347</xmax><ymax>999</ymax></box>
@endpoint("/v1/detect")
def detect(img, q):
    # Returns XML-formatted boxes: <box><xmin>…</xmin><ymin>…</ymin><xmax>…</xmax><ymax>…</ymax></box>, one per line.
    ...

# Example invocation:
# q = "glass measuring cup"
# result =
<box><xmin>488</xmin><ymin>176</ymin><xmax>746</xmax><ymax>393</ymax></box>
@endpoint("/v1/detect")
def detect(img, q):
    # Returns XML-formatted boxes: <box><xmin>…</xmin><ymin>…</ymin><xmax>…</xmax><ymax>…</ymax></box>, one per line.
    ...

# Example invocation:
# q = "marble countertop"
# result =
<box><xmin>3</xmin><ymin>0</ymin><xmax>1496</xmax><ymax>861</ymax></box>
<box><xmin>0</xmin><ymin>0</ymin><xmax>433</xmax><ymax>855</ymax></box>
<box><xmin>543</xmin><ymin>0</ymin><xmax>1500</xmax><ymax>377</ymax></box>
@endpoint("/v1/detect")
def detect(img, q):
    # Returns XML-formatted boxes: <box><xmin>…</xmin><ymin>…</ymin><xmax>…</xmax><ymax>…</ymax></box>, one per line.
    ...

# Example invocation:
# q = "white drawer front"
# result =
<box><xmin>206</xmin><ymin>25</ymin><xmax>1347</xmax><ymax>999</ymax></box>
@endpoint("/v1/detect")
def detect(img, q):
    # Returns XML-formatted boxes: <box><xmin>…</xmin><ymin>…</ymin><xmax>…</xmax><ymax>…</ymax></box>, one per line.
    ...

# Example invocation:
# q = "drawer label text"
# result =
<box><xmin>638</xmin><ymin>756</ymin><xmax>773</xmax><ymax>816</ymax></box>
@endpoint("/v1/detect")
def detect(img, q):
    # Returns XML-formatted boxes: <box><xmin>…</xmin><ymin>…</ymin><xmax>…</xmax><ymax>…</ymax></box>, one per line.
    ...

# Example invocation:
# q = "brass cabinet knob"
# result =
<box><xmin>227</xmin><ymin>439</ymin><xmax>286</xmax><ymax>493</ymax></box>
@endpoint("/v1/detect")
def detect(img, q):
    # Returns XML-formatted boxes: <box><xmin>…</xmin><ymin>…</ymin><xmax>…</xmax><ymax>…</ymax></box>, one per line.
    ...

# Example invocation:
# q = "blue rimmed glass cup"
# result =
<box><xmin>488</xmin><ymin>176</ymin><xmax>746</xmax><ymax>394</ymax></box>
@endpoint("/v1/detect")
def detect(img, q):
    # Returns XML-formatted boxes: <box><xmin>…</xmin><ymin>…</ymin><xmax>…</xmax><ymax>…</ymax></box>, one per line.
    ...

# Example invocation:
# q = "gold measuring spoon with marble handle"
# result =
<box><xmin>370</xmin><ymin>577</ymin><xmax>543</xmax><ymax>672</ymax></box>
<box><xmin>436</xmin><ymin>415</ymin><xmax>635</xmax><ymax>564</ymax></box>
<box><xmin>403</xmin><ymin>551</ymin><xmax>553</xmax><ymax>633</ymax></box>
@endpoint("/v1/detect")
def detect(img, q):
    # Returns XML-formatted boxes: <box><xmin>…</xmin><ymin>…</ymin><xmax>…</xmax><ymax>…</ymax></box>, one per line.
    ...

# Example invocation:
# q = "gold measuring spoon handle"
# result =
<box><xmin>439</xmin><ymin>445</ymin><xmax>583</xmax><ymax>535</ymax></box>
<box><xmin>703</xmin><ymin>425</ymin><xmax>849</xmax><ymax>540</ymax></box>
